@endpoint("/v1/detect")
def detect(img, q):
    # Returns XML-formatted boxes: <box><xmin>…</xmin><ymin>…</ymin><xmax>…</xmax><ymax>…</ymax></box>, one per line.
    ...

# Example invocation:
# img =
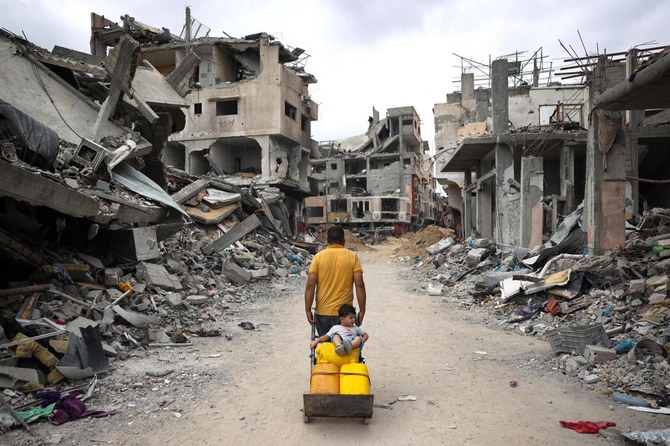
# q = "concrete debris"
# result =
<box><xmin>398</xmin><ymin>209</ymin><xmax>670</xmax><ymax>404</ymax></box>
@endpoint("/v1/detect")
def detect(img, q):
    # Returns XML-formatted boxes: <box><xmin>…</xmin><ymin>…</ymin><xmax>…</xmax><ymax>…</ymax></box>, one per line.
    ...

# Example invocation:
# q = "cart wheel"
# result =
<box><xmin>362</xmin><ymin>418</ymin><xmax>371</xmax><ymax>425</ymax></box>
<box><xmin>303</xmin><ymin>415</ymin><xmax>310</xmax><ymax>423</ymax></box>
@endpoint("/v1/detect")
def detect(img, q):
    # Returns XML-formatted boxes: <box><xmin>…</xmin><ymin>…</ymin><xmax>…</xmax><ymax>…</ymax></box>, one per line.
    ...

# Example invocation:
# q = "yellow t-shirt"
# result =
<box><xmin>309</xmin><ymin>244</ymin><xmax>363</xmax><ymax>316</ymax></box>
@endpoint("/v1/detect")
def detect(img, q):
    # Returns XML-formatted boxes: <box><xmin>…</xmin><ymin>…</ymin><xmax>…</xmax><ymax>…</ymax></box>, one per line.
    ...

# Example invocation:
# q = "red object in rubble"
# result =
<box><xmin>559</xmin><ymin>420</ymin><xmax>616</xmax><ymax>433</ymax></box>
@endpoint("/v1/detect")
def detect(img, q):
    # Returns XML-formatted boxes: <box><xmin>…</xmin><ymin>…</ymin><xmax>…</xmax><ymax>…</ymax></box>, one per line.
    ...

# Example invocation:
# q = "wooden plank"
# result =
<box><xmin>202</xmin><ymin>214</ymin><xmax>261</xmax><ymax>255</ymax></box>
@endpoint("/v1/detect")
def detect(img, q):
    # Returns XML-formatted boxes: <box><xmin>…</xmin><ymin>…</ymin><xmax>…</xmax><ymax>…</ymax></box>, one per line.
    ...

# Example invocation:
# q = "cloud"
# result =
<box><xmin>2</xmin><ymin>0</ymin><xmax>670</xmax><ymax>149</ymax></box>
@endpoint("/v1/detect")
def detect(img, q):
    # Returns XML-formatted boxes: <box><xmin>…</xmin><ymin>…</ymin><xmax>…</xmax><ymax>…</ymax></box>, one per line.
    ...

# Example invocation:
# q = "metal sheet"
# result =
<box><xmin>111</xmin><ymin>162</ymin><xmax>189</xmax><ymax>218</ymax></box>
<box><xmin>303</xmin><ymin>394</ymin><xmax>374</xmax><ymax>418</ymax></box>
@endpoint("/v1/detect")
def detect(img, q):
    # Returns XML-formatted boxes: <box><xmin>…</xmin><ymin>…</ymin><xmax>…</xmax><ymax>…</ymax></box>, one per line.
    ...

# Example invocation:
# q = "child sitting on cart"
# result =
<box><xmin>310</xmin><ymin>304</ymin><xmax>369</xmax><ymax>356</ymax></box>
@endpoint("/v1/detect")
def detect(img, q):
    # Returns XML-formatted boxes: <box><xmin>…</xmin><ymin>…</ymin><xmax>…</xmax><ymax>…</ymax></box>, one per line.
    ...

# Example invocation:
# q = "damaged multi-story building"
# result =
<box><xmin>90</xmin><ymin>9</ymin><xmax>318</xmax><ymax>197</ymax></box>
<box><xmin>0</xmin><ymin>22</ymin><xmax>196</xmax><ymax>281</ymax></box>
<box><xmin>434</xmin><ymin>45</ymin><xmax>670</xmax><ymax>254</ymax></box>
<box><xmin>306</xmin><ymin>106</ymin><xmax>437</xmax><ymax>230</ymax></box>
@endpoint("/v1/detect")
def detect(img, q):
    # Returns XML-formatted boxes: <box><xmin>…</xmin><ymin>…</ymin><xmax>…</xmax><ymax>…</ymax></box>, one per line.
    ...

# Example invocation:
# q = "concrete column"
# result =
<box><xmin>559</xmin><ymin>142</ymin><xmax>575</xmax><ymax>213</ymax></box>
<box><xmin>462</xmin><ymin>73</ymin><xmax>475</xmax><ymax>102</ymax></box>
<box><xmin>476</xmin><ymin>161</ymin><xmax>493</xmax><ymax>239</ymax></box>
<box><xmin>491</xmin><ymin>59</ymin><xmax>509</xmax><ymax>136</ymax></box>
<box><xmin>463</xmin><ymin>170</ymin><xmax>472</xmax><ymax>238</ymax></box>
<box><xmin>520</xmin><ymin>156</ymin><xmax>544</xmax><ymax>249</ymax></box>
<box><xmin>626</xmin><ymin>49</ymin><xmax>643</xmax><ymax>219</ymax></box>
<box><xmin>585</xmin><ymin>57</ymin><xmax>627</xmax><ymax>254</ymax></box>
<box><xmin>495</xmin><ymin>143</ymin><xmax>514</xmax><ymax>243</ymax></box>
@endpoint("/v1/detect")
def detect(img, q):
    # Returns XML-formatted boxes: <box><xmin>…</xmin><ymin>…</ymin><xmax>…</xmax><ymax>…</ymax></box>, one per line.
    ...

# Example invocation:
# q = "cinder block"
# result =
<box><xmin>584</xmin><ymin>344</ymin><xmax>618</xmax><ymax>364</ymax></box>
<box><xmin>71</xmin><ymin>138</ymin><xmax>109</xmax><ymax>171</ymax></box>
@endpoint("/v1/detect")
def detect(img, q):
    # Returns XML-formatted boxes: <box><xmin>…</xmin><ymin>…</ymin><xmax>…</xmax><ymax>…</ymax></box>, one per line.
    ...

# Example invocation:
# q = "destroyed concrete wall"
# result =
<box><xmin>269</xmin><ymin>137</ymin><xmax>301</xmax><ymax>183</ymax></box>
<box><xmin>209</xmin><ymin>138</ymin><xmax>263</xmax><ymax>174</ymax></box>
<box><xmin>155</xmin><ymin>34</ymin><xmax>316</xmax><ymax>190</ymax></box>
<box><xmin>508</xmin><ymin>86</ymin><xmax>589</xmax><ymax>128</ymax></box>
<box><xmin>368</xmin><ymin>161</ymin><xmax>402</xmax><ymax>195</ymax></box>
<box><xmin>0</xmin><ymin>39</ymin><xmax>145</xmax><ymax>149</ymax></box>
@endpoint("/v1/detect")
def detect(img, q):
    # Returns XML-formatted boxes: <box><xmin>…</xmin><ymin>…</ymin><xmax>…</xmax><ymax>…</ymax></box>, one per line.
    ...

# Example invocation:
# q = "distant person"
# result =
<box><xmin>304</xmin><ymin>226</ymin><xmax>367</xmax><ymax>336</ymax></box>
<box><xmin>310</xmin><ymin>304</ymin><xmax>369</xmax><ymax>356</ymax></box>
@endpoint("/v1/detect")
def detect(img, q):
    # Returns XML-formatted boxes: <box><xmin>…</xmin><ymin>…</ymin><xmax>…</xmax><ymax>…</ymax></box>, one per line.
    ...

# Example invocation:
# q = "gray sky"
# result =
<box><xmin>3</xmin><ymin>0</ymin><xmax>670</xmax><ymax>150</ymax></box>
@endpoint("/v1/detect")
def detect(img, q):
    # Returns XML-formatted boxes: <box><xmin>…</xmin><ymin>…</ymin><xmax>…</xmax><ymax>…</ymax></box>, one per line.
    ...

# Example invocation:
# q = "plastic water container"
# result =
<box><xmin>310</xmin><ymin>363</ymin><xmax>339</xmax><ymax>394</ymax></box>
<box><xmin>340</xmin><ymin>363</ymin><xmax>370</xmax><ymax>395</ymax></box>
<box><xmin>316</xmin><ymin>342</ymin><xmax>359</xmax><ymax>366</ymax></box>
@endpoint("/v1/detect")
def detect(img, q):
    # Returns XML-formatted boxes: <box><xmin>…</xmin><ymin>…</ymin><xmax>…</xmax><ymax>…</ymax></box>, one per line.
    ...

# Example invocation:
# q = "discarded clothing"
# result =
<box><xmin>35</xmin><ymin>390</ymin><xmax>61</xmax><ymax>406</ymax></box>
<box><xmin>48</xmin><ymin>392</ymin><xmax>114</xmax><ymax>425</ymax></box>
<box><xmin>560</xmin><ymin>420</ymin><xmax>616</xmax><ymax>433</ymax></box>
<box><xmin>18</xmin><ymin>403</ymin><xmax>56</xmax><ymax>423</ymax></box>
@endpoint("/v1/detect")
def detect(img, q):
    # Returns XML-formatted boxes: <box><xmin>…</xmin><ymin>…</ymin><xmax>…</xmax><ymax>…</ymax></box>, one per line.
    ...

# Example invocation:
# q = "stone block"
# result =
<box><xmin>449</xmin><ymin>244</ymin><xmax>466</xmax><ymax>254</ymax></box>
<box><xmin>249</xmin><ymin>268</ymin><xmax>270</xmax><ymax>279</ymax></box>
<box><xmin>466</xmin><ymin>248</ymin><xmax>487</xmax><ymax>266</ymax></box>
<box><xmin>629</xmin><ymin>279</ymin><xmax>645</xmax><ymax>292</ymax></box>
<box><xmin>136</xmin><ymin>263</ymin><xmax>183</xmax><ymax>291</ymax></box>
<box><xmin>105</xmin><ymin>268</ymin><xmax>123</xmax><ymax>287</ymax></box>
<box><xmin>427</xmin><ymin>237</ymin><xmax>455</xmax><ymax>255</ymax></box>
<box><xmin>165</xmin><ymin>293</ymin><xmax>183</xmax><ymax>307</ymax></box>
<box><xmin>186</xmin><ymin>295</ymin><xmax>207</xmax><ymax>306</ymax></box>
<box><xmin>584</xmin><ymin>345</ymin><xmax>618</xmax><ymax>364</ymax></box>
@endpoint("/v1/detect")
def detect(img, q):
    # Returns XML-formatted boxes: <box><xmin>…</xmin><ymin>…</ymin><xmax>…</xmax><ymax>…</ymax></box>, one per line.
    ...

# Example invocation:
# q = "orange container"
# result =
<box><xmin>310</xmin><ymin>363</ymin><xmax>340</xmax><ymax>394</ymax></box>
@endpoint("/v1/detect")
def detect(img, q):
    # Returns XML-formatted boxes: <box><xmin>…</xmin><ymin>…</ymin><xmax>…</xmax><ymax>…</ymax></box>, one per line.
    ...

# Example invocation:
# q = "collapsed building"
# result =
<box><xmin>306</xmin><ymin>107</ymin><xmax>437</xmax><ymax>231</ymax></box>
<box><xmin>91</xmin><ymin>10</ymin><xmax>318</xmax><ymax>194</ymax></box>
<box><xmin>434</xmin><ymin>46</ymin><xmax>670</xmax><ymax>253</ymax></box>
<box><xmin>0</xmin><ymin>8</ymin><xmax>320</xmax><ymax>413</ymax></box>
<box><xmin>89</xmin><ymin>10</ymin><xmax>319</xmax><ymax>234</ymax></box>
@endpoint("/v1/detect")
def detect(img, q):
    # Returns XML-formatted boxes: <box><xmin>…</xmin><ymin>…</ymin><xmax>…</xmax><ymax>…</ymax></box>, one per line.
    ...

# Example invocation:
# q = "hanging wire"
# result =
<box><xmin>29</xmin><ymin>55</ymin><xmax>83</xmax><ymax>139</ymax></box>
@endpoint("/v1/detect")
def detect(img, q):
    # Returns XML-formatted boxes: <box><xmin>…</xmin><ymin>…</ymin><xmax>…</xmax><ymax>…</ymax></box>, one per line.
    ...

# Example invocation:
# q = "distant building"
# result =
<box><xmin>306</xmin><ymin>106</ymin><xmax>437</xmax><ymax>229</ymax></box>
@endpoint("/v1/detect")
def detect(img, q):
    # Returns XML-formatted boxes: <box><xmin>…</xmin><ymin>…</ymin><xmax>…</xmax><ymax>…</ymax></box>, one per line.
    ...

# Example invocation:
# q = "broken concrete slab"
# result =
<box><xmin>185</xmin><ymin>295</ymin><xmax>208</xmax><ymax>306</ymax></box>
<box><xmin>0</xmin><ymin>366</ymin><xmax>40</xmax><ymax>389</ymax></box>
<box><xmin>202</xmin><ymin>214</ymin><xmax>262</xmax><ymax>255</ymax></box>
<box><xmin>66</xmin><ymin>317</ymin><xmax>100</xmax><ymax>336</ymax></box>
<box><xmin>249</xmin><ymin>268</ymin><xmax>270</xmax><ymax>280</ymax></box>
<box><xmin>222</xmin><ymin>260</ymin><xmax>252</xmax><ymax>286</ymax></box>
<box><xmin>112</xmin><ymin>305</ymin><xmax>160</xmax><ymax>327</ymax></box>
<box><xmin>135</xmin><ymin>262</ymin><xmax>182</xmax><ymax>290</ymax></box>
<box><xmin>427</xmin><ymin>237</ymin><xmax>455</xmax><ymax>255</ymax></box>
<box><xmin>466</xmin><ymin>248</ymin><xmax>488</xmax><ymax>266</ymax></box>
<box><xmin>165</xmin><ymin>293</ymin><xmax>183</xmax><ymax>307</ymax></box>
<box><xmin>584</xmin><ymin>345</ymin><xmax>618</xmax><ymax>364</ymax></box>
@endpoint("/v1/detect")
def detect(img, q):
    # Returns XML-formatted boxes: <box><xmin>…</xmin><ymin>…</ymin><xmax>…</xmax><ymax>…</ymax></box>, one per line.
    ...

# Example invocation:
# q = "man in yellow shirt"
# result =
<box><xmin>304</xmin><ymin>226</ymin><xmax>367</xmax><ymax>335</ymax></box>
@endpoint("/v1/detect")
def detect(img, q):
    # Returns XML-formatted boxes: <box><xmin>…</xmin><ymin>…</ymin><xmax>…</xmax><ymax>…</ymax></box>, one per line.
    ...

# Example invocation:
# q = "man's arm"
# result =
<box><xmin>353</xmin><ymin>271</ymin><xmax>366</xmax><ymax>326</ymax></box>
<box><xmin>304</xmin><ymin>273</ymin><xmax>318</xmax><ymax>324</ymax></box>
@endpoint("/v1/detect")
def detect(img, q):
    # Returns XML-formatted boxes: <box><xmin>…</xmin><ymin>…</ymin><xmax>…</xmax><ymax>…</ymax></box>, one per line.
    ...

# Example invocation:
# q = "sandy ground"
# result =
<box><xmin>5</xmin><ymin>244</ymin><xmax>668</xmax><ymax>446</ymax></box>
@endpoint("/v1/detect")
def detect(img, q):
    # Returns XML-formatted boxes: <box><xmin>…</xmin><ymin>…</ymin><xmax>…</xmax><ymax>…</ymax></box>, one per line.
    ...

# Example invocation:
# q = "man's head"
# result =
<box><xmin>338</xmin><ymin>304</ymin><xmax>356</xmax><ymax>327</ymax></box>
<box><xmin>327</xmin><ymin>225</ymin><xmax>345</xmax><ymax>245</ymax></box>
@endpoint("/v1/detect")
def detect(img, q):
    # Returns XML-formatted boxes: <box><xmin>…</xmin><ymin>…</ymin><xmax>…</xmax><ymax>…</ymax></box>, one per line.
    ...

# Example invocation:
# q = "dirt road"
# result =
<box><xmin>8</xmin><ymin>244</ymin><xmax>666</xmax><ymax>445</ymax></box>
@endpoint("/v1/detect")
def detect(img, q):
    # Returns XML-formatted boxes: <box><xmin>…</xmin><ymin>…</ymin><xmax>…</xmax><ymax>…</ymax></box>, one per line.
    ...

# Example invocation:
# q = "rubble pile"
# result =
<box><xmin>402</xmin><ymin>207</ymin><xmax>670</xmax><ymax>407</ymax></box>
<box><xmin>392</xmin><ymin>225</ymin><xmax>455</xmax><ymax>260</ymax></box>
<box><xmin>0</xmin><ymin>178</ymin><xmax>314</xmax><ymax>431</ymax></box>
